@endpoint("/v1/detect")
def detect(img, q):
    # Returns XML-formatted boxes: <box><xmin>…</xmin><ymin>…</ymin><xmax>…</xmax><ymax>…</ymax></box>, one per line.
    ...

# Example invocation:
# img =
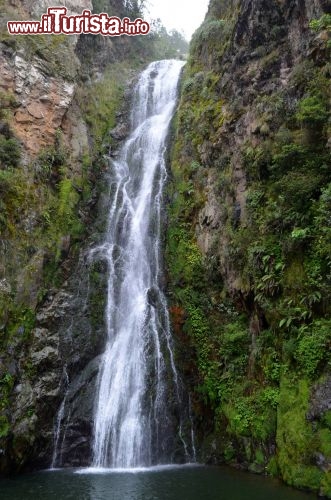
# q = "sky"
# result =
<box><xmin>145</xmin><ymin>0</ymin><xmax>210</xmax><ymax>40</ymax></box>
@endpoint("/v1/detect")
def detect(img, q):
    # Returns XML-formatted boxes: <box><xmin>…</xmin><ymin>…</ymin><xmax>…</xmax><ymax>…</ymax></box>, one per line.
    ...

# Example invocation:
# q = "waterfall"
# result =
<box><xmin>91</xmin><ymin>59</ymin><xmax>191</xmax><ymax>469</ymax></box>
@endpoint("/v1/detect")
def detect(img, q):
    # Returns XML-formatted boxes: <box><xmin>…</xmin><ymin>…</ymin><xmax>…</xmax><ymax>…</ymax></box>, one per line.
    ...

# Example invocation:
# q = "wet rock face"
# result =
<box><xmin>307</xmin><ymin>377</ymin><xmax>331</xmax><ymax>474</ymax></box>
<box><xmin>0</xmin><ymin>0</ymin><xmax>138</xmax><ymax>469</ymax></box>
<box><xmin>0</xmin><ymin>0</ymin><xmax>140</xmax><ymax>476</ymax></box>
<box><xmin>233</xmin><ymin>0</ymin><xmax>323</xmax><ymax>52</ymax></box>
<box><xmin>308</xmin><ymin>376</ymin><xmax>331</xmax><ymax>421</ymax></box>
<box><xmin>54</xmin><ymin>356</ymin><xmax>101</xmax><ymax>467</ymax></box>
<box><xmin>193</xmin><ymin>0</ymin><xmax>327</xmax><ymax>294</ymax></box>
<box><xmin>168</xmin><ymin>0</ymin><xmax>331</xmax><ymax>492</ymax></box>
<box><xmin>7</xmin><ymin>326</ymin><xmax>61</xmax><ymax>471</ymax></box>
<box><xmin>6</xmin><ymin>249</ymin><xmax>108</xmax><ymax>471</ymax></box>
<box><xmin>15</xmin><ymin>251</ymin><xmax>45</xmax><ymax>310</ymax></box>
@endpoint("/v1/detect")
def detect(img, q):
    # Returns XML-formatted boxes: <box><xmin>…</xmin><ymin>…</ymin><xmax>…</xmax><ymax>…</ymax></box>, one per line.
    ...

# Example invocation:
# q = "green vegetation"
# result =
<box><xmin>309</xmin><ymin>14</ymin><xmax>331</xmax><ymax>32</ymax></box>
<box><xmin>276</xmin><ymin>376</ymin><xmax>325</xmax><ymax>492</ymax></box>
<box><xmin>309</xmin><ymin>14</ymin><xmax>331</xmax><ymax>49</ymax></box>
<box><xmin>0</xmin><ymin>136</ymin><xmax>21</xmax><ymax>168</ymax></box>
<box><xmin>191</xmin><ymin>19</ymin><xmax>233</xmax><ymax>61</ymax></box>
<box><xmin>295</xmin><ymin>320</ymin><xmax>331</xmax><ymax>378</ymax></box>
<box><xmin>19</xmin><ymin>35</ymin><xmax>79</xmax><ymax>80</ymax></box>
<box><xmin>0</xmin><ymin>0</ymin><xmax>183</xmax><ymax>470</ymax></box>
<box><xmin>0</xmin><ymin>0</ymin><xmax>329</xmax><ymax>486</ymax></box>
<box><xmin>76</xmin><ymin>63</ymin><xmax>129</xmax><ymax>153</ymax></box>
<box><xmin>0</xmin><ymin>2</ymin><xmax>136</xmax><ymax>456</ymax></box>
<box><xmin>167</xmin><ymin>0</ymin><xmax>331</xmax><ymax>496</ymax></box>
<box><xmin>0</xmin><ymin>91</ymin><xmax>21</xmax><ymax>169</ymax></box>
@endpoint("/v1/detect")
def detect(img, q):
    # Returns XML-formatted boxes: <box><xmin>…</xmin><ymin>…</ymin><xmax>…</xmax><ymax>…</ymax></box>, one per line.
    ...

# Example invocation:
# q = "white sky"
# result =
<box><xmin>145</xmin><ymin>0</ymin><xmax>210</xmax><ymax>40</ymax></box>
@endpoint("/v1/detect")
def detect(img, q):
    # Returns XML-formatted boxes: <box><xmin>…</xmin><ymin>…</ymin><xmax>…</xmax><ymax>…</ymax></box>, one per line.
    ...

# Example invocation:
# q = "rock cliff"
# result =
<box><xmin>1</xmin><ymin>0</ymin><xmax>330</xmax><ymax>495</ymax></box>
<box><xmin>0</xmin><ymin>0</ymin><xmax>152</xmax><ymax>473</ymax></box>
<box><xmin>168</xmin><ymin>0</ymin><xmax>331</xmax><ymax>496</ymax></box>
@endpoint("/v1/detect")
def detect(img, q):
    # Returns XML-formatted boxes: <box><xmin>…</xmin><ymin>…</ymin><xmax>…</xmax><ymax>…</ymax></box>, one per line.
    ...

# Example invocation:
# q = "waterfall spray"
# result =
<box><xmin>91</xmin><ymin>60</ymin><xmax>194</xmax><ymax>469</ymax></box>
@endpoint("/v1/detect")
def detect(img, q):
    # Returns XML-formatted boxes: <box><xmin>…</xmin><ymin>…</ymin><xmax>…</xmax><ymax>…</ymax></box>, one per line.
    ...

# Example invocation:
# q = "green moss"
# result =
<box><xmin>0</xmin><ymin>415</ymin><xmax>10</xmax><ymax>438</ymax></box>
<box><xmin>0</xmin><ymin>92</ymin><xmax>21</xmax><ymax>169</ymax></box>
<box><xmin>76</xmin><ymin>63</ymin><xmax>129</xmax><ymax>153</ymax></box>
<box><xmin>318</xmin><ymin>428</ymin><xmax>331</xmax><ymax>457</ymax></box>
<box><xmin>175</xmin><ymin>66</ymin><xmax>227</xmax><ymax>151</ymax></box>
<box><xmin>266</xmin><ymin>456</ymin><xmax>279</xmax><ymax>476</ymax></box>
<box><xmin>165</xmin><ymin>0</ymin><xmax>331</xmax><ymax>494</ymax></box>
<box><xmin>57</xmin><ymin>179</ymin><xmax>81</xmax><ymax>234</ymax></box>
<box><xmin>255</xmin><ymin>448</ymin><xmax>265</xmax><ymax>465</ymax></box>
<box><xmin>276</xmin><ymin>375</ymin><xmax>327</xmax><ymax>492</ymax></box>
<box><xmin>223</xmin><ymin>443</ymin><xmax>236</xmax><ymax>462</ymax></box>
<box><xmin>0</xmin><ymin>136</ymin><xmax>21</xmax><ymax>168</ymax></box>
<box><xmin>167</xmin><ymin>228</ymin><xmax>204</xmax><ymax>289</ymax></box>
<box><xmin>6</xmin><ymin>307</ymin><xmax>35</xmax><ymax>344</ymax></box>
<box><xmin>19</xmin><ymin>35</ymin><xmax>78</xmax><ymax>80</ymax></box>
<box><xmin>0</xmin><ymin>372</ymin><xmax>14</xmax><ymax>432</ymax></box>
<box><xmin>322</xmin><ymin>411</ymin><xmax>331</xmax><ymax>429</ymax></box>
<box><xmin>190</xmin><ymin>17</ymin><xmax>235</xmax><ymax>64</ymax></box>
<box><xmin>290</xmin><ymin>465</ymin><xmax>323</xmax><ymax>491</ymax></box>
<box><xmin>321</xmin><ymin>473</ymin><xmax>331</xmax><ymax>498</ymax></box>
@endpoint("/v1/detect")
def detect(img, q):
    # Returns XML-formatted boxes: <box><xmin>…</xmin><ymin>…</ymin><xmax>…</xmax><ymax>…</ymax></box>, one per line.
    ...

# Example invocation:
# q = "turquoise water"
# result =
<box><xmin>0</xmin><ymin>465</ymin><xmax>315</xmax><ymax>500</ymax></box>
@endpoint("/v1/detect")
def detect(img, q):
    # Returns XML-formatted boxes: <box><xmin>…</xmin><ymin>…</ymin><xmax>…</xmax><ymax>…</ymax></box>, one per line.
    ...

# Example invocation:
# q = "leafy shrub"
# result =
<box><xmin>224</xmin><ymin>388</ymin><xmax>277</xmax><ymax>441</ymax></box>
<box><xmin>34</xmin><ymin>145</ymin><xmax>66</xmax><ymax>183</ymax></box>
<box><xmin>271</xmin><ymin>170</ymin><xmax>322</xmax><ymax>226</ymax></box>
<box><xmin>243</xmin><ymin>143</ymin><xmax>272</xmax><ymax>181</ymax></box>
<box><xmin>309</xmin><ymin>14</ymin><xmax>331</xmax><ymax>32</ymax></box>
<box><xmin>309</xmin><ymin>14</ymin><xmax>331</xmax><ymax>49</ymax></box>
<box><xmin>271</xmin><ymin>144</ymin><xmax>308</xmax><ymax>176</ymax></box>
<box><xmin>0</xmin><ymin>135</ymin><xmax>20</xmax><ymax>168</ymax></box>
<box><xmin>295</xmin><ymin>320</ymin><xmax>331</xmax><ymax>378</ymax></box>
<box><xmin>296</xmin><ymin>95</ymin><xmax>328</xmax><ymax>125</ymax></box>
<box><xmin>222</xmin><ymin>320</ymin><xmax>249</xmax><ymax>361</ymax></box>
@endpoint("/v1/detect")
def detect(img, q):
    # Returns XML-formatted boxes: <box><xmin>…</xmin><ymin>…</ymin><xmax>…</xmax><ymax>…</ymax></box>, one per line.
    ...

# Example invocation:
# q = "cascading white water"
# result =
<box><xmin>92</xmin><ymin>60</ymin><xmax>189</xmax><ymax>468</ymax></box>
